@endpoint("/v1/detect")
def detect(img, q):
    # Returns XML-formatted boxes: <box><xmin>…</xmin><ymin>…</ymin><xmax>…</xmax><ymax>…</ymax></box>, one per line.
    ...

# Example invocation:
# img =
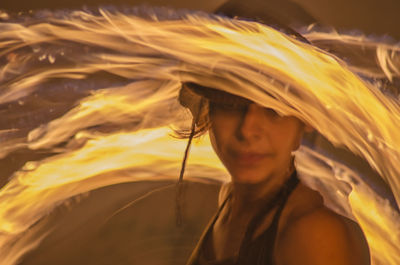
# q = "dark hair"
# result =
<box><xmin>176</xmin><ymin>82</ymin><xmax>212</xmax><ymax>138</ymax></box>
<box><xmin>177</xmin><ymin>82</ymin><xmax>255</xmax><ymax>138</ymax></box>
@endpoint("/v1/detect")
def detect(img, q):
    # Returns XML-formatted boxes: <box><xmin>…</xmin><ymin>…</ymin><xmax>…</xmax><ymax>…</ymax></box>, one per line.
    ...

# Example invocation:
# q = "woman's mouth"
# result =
<box><xmin>232</xmin><ymin>151</ymin><xmax>273</xmax><ymax>165</ymax></box>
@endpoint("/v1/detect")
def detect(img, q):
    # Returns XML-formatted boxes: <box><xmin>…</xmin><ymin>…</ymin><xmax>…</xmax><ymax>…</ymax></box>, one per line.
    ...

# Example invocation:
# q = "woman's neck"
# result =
<box><xmin>230</xmin><ymin>165</ymin><xmax>295</xmax><ymax>219</ymax></box>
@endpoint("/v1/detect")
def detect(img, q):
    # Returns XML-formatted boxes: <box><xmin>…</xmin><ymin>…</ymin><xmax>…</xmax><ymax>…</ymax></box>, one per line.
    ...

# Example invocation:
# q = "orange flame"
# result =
<box><xmin>0</xmin><ymin>8</ymin><xmax>399</xmax><ymax>265</ymax></box>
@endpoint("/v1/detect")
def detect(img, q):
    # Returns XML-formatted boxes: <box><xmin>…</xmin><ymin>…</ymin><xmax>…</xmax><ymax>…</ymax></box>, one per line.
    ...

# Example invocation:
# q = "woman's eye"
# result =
<box><xmin>214</xmin><ymin>103</ymin><xmax>248</xmax><ymax>112</ymax></box>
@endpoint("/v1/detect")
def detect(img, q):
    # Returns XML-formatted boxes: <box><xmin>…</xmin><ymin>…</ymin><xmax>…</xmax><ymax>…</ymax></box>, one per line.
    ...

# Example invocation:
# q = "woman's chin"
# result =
<box><xmin>230</xmin><ymin>170</ymin><xmax>273</xmax><ymax>184</ymax></box>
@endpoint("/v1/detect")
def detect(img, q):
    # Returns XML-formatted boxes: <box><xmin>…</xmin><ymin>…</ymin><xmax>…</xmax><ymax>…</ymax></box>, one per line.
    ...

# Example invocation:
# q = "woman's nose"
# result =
<box><xmin>237</xmin><ymin>104</ymin><xmax>267</xmax><ymax>141</ymax></box>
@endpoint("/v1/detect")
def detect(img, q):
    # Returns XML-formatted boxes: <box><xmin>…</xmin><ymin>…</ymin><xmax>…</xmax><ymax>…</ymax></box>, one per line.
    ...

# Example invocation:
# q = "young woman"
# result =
<box><xmin>176</xmin><ymin>2</ymin><xmax>371</xmax><ymax>264</ymax></box>
<box><xmin>180</xmin><ymin>81</ymin><xmax>370</xmax><ymax>265</ymax></box>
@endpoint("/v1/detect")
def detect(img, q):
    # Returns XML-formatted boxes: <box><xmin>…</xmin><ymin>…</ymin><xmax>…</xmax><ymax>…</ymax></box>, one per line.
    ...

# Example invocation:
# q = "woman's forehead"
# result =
<box><xmin>206</xmin><ymin>90</ymin><xmax>252</xmax><ymax>106</ymax></box>
<box><xmin>185</xmin><ymin>82</ymin><xmax>252</xmax><ymax>106</ymax></box>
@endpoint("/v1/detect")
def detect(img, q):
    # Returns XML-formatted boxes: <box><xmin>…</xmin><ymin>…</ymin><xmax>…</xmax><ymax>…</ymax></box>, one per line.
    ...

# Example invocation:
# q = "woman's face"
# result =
<box><xmin>208</xmin><ymin>94</ymin><xmax>307</xmax><ymax>184</ymax></box>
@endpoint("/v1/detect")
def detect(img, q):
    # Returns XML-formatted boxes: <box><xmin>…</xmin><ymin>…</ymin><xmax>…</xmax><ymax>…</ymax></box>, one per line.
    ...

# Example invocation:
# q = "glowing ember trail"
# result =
<box><xmin>0</xmin><ymin>7</ymin><xmax>399</xmax><ymax>265</ymax></box>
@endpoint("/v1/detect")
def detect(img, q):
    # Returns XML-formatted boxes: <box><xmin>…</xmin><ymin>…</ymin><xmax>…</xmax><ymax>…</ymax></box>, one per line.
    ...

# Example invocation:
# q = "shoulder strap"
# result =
<box><xmin>185</xmin><ymin>191</ymin><xmax>232</xmax><ymax>265</ymax></box>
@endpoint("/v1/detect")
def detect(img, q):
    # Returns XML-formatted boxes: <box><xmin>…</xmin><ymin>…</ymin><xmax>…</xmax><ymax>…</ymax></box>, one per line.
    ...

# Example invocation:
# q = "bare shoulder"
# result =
<box><xmin>275</xmin><ymin>184</ymin><xmax>370</xmax><ymax>265</ymax></box>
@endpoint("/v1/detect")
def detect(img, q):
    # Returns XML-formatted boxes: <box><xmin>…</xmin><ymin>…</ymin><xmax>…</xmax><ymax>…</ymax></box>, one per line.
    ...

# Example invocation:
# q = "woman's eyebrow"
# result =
<box><xmin>208</xmin><ymin>92</ymin><xmax>252</xmax><ymax>105</ymax></box>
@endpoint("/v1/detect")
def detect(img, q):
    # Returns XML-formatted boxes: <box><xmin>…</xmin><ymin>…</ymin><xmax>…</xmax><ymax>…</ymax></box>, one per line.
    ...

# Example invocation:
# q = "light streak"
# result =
<box><xmin>0</xmin><ymin>8</ymin><xmax>399</xmax><ymax>265</ymax></box>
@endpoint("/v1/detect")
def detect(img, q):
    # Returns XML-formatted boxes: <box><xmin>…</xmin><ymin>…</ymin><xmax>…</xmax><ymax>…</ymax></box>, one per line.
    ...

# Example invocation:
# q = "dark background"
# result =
<box><xmin>1</xmin><ymin>0</ymin><xmax>400</xmax><ymax>40</ymax></box>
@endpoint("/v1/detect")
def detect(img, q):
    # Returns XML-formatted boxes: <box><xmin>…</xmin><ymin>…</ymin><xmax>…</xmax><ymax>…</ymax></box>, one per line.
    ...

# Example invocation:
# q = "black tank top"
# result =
<box><xmin>186</xmin><ymin>171</ymin><xmax>299</xmax><ymax>265</ymax></box>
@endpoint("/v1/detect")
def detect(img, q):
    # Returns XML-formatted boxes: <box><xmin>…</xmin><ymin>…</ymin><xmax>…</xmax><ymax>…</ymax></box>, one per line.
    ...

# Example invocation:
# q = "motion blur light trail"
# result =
<box><xmin>0</xmin><ymin>7</ymin><xmax>399</xmax><ymax>265</ymax></box>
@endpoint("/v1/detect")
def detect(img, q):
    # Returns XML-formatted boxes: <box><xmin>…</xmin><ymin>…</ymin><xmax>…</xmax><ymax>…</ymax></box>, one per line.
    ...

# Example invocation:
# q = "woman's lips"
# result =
<box><xmin>231</xmin><ymin>151</ymin><xmax>273</xmax><ymax>165</ymax></box>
